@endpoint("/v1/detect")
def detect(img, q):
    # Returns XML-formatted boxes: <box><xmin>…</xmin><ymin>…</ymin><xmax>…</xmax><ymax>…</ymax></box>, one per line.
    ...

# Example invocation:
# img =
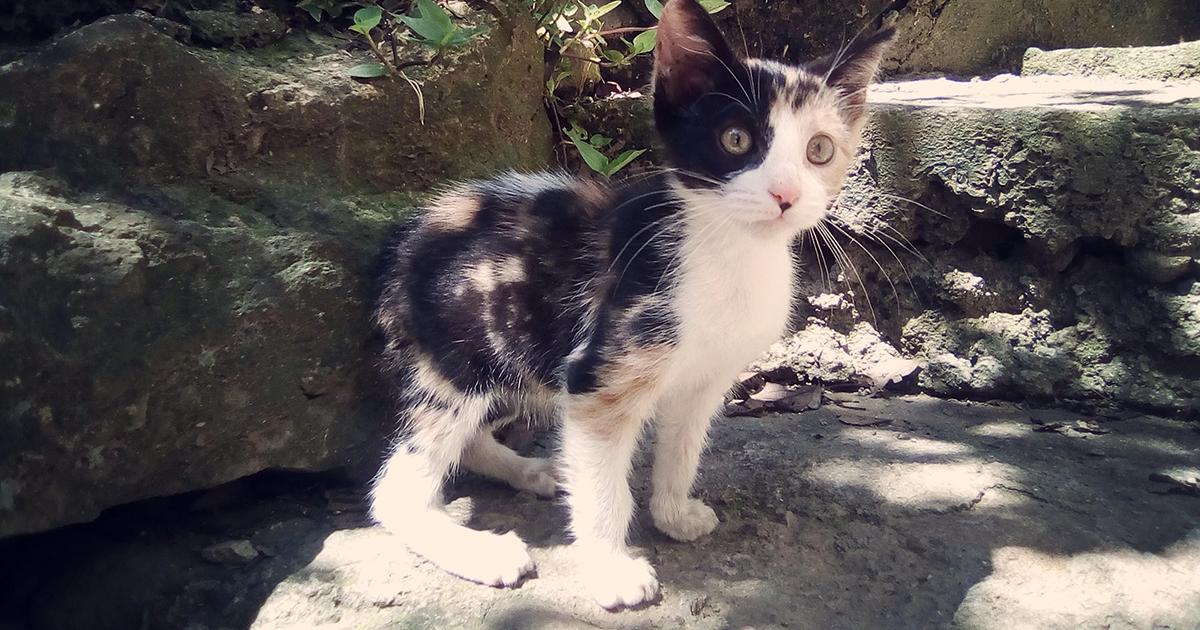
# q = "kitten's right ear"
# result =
<box><xmin>653</xmin><ymin>0</ymin><xmax>737</xmax><ymax>106</ymax></box>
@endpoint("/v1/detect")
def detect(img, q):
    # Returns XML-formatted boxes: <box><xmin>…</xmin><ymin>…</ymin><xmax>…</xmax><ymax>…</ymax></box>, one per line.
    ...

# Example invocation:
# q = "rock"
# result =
<box><xmin>0</xmin><ymin>7</ymin><xmax>552</xmax><ymax>539</ymax></box>
<box><xmin>754</xmin><ymin>321</ymin><xmax>918</xmax><ymax>391</ymax></box>
<box><xmin>885</xmin><ymin>0</ymin><xmax>1200</xmax><ymax>76</ymax></box>
<box><xmin>0</xmin><ymin>13</ymin><xmax>552</xmax><ymax>189</ymax></box>
<box><xmin>0</xmin><ymin>170</ymin><xmax>396</xmax><ymax>539</ymax></box>
<box><xmin>711</xmin><ymin>0</ymin><xmax>1200</xmax><ymax>77</ymax></box>
<box><xmin>200</xmin><ymin>540</ymin><xmax>259</xmax><ymax>565</ymax></box>
<box><xmin>1023</xmin><ymin>40</ymin><xmax>1200</xmax><ymax>81</ymax></box>
<box><xmin>185</xmin><ymin>9</ymin><xmax>287</xmax><ymax>48</ymax></box>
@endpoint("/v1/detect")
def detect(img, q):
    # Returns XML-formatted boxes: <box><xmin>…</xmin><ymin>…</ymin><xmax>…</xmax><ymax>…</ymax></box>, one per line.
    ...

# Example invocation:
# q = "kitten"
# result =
<box><xmin>370</xmin><ymin>0</ymin><xmax>894</xmax><ymax>610</ymax></box>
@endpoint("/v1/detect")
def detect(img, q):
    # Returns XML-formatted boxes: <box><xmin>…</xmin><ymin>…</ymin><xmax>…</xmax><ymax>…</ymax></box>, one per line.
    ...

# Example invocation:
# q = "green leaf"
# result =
<box><xmin>643</xmin><ymin>0</ymin><xmax>663</xmax><ymax>19</ymax></box>
<box><xmin>442</xmin><ymin>24</ymin><xmax>487</xmax><ymax>48</ymax></box>
<box><xmin>629</xmin><ymin>28</ymin><xmax>656</xmax><ymax>55</ymax></box>
<box><xmin>348</xmin><ymin>62</ymin><xmax>389</xmax><ymax>78</ymax></box>
<box><xmin>564</xmin><ymin>128</ymin><xmax>611</xmax><ymax>174</ymax></box>
<box><xmin>698</xmin><ymin>0</ymin><xmax>731</xmax><ymax>14</ymax></box>
<box><xmin>297</xmin><ymin>0</ymin><xmax>324</xmax><ymax>21</ymax></box>
<box><xmin>591</xmin><ymin>1</ymin><xmax>622</xmax><ymax>20</ymax></box>
<box><xmin>353</xmin><ymin>5</ymin><xmax>383</xmax><ymax>31</ymax></box>
<box><xmin>398</xmin><ymin>0</ymin><xmax>454</xmax><ymax>44</ymax></box>
<box><xmin>601</xmin><ymin>48</ymin><xmax>625</xmax><ymax>63</ymax></box>
<box><xmin>604</xmin><ymin>148</ymin><xmax>646</xmax><ymax>176</ymax></box>
<box><xmin>589</xmin><ymin>133</ymin><xmax>612</xmax><ymax>148</ymax></box>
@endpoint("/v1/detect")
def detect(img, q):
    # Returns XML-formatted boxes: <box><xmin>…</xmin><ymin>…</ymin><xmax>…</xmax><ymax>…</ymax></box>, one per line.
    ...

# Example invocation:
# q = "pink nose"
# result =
<box><xmin>768</xmin><ymin>185</ymin><xmax>799</xmax><ymax>211</ymax></box>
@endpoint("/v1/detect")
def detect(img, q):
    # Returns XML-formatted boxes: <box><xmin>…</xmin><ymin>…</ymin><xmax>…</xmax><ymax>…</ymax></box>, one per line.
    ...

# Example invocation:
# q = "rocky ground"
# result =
<box><xmin>2</xmin><ymin>394</ymin><xmax>1196</xmax><ymax>630</ymax></box>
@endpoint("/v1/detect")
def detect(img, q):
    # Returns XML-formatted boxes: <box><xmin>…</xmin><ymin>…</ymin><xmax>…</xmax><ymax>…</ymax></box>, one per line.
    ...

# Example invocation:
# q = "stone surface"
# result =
<box><xmin>0</xmin><ymin>170</ymin><xmax>399</xmax><ymax>539</ymax></box>
<box><xmin>185</xmin><ymin>9</ymin><xmax>287</xmax><ymax>48</ymax></box>
<box><xmin>884</xmin><ymin>0</ymin><xmax>1200</xmax><ymax>76</ymax></box>
<box><xmin>712</xmin><ymin>0</ymin><xmax>1200</xmax><ymax>77</ymax></box>
<box><xmin>2</xmin><ymin>398</ymin><xmax>1197</xmax><ymax>629</ymax></box>
<box><xmin>0</xmin><ymin>7</ymin><xmax>553</xmax><ymax>539</ymax></box>
<box><xmin>0</xmin><ymin>12</ymin><xmax>552</xmax><ymax>189</ymax></box>
<box><xmin>1023</xmin><ymin>40</ymin><xmax>1200</xmax><ymax>81</ymax></box>
<box><xmin>576</xmin><ymin>75</ymin><xmax>1200</xmax><ymax>416</ymax></box>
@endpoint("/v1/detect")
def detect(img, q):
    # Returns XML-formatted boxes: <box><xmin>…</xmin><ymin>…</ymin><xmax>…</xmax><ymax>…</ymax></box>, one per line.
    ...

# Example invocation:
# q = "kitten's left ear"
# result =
<box><xmin>809</xmin><ymin>26</ymin><xmax>896</xmax><ymax>121</ymax></box>
<box><xmin>653</xmin><ymin>0</ymin><xmax>738</xmax><ymax>107</ymax></box>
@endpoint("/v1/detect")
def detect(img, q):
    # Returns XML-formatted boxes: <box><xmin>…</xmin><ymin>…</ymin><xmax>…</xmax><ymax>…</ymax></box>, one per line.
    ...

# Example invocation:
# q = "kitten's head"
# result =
<box><xmin>652</xmin><ymin>0</ymin><xmax>894</xmax><ymax>237</ymax></box>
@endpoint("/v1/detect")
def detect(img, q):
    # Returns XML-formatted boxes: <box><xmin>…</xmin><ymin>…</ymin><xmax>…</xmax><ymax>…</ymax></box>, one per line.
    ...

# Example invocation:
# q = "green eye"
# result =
<box><xmin>720</xmin><ymin>126</ymin><xmax>753</xmax><ymax>156</ymax></box>
<box><xmin>807</xmin><ymin>133</ymin><xmax>835</xmax><ymax>165</ymax></box>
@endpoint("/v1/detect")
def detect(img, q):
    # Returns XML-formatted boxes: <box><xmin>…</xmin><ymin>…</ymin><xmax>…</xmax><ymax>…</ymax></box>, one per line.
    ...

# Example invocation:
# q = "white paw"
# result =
<box><xmin>652</xmin><ymin>497</ymin><xmax>719</xmax><ymax>542</ymax></box>
<box><xmin>437</xmin><ymin>530</ymin><xmax>535</xmax><ymax>588</ymax></box>
<box><xmin>515</xmin><ymin>458</ymin><xmax>558</xmax><ymax>498</ymax></box>
<box><xmin>583</xmin><ymin>552</ymin><xmax>660</xmax><ymax>610</ymax></box>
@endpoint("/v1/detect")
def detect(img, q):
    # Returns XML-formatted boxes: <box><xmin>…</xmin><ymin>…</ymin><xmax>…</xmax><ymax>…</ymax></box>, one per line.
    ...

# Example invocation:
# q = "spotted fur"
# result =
<box><xmin>370</xmin><ymin>0</ymin><xmax>894</xmax><ymax>609</ymax></box>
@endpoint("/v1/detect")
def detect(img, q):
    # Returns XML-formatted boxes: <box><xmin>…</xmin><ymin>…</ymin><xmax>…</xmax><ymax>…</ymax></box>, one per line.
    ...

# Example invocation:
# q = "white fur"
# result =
<box><xmin>371</xmin><ymin>393</ymin><xmax>538</xmax><ymax>587</ymax></box>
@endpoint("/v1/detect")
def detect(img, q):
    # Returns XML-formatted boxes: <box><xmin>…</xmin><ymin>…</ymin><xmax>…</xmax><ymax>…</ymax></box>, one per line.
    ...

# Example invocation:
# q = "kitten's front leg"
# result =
<box><xmin>650</xmin><ymin>382</ymin><xmax>726</xmax><ymax>542</ymax></box>
<box><xmin>561</xmin><ymin>387</ymin><xmax>661</xmax><ymax>610</ymax></box>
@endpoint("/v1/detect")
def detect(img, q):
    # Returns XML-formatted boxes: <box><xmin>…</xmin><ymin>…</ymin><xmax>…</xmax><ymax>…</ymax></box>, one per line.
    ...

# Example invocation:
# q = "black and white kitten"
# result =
<box><xmin>371</xmin><ymin>0</ymin><xmax>894</xmax><ymax>610</ymax></box>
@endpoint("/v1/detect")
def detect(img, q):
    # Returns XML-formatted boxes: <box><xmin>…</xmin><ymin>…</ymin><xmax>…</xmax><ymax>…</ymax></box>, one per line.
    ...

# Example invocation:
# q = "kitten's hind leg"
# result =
<box><xmin>463</xmin><ymin>430</ymin><xmax>558</xmax><ymax>498</ymax></box>
<box><xmin>371</xmin><ymin>394</ymin><xmax>535</xmax><ymax>588</ymax></box>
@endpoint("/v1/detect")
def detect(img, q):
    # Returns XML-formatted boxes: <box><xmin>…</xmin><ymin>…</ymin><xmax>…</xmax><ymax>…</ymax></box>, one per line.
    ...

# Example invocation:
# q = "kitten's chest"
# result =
<box><xmin>671</xmin><ymin>231</ymin><xmax>794</xmax><ymax>376</ymax></box>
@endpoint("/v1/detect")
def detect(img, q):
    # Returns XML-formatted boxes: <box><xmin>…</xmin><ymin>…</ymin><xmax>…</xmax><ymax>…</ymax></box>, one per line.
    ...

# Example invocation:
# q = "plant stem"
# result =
<box><xmin>592</xmin><ymin>25</ymin><xmax>656</xmax><ymax>38</ymax></box>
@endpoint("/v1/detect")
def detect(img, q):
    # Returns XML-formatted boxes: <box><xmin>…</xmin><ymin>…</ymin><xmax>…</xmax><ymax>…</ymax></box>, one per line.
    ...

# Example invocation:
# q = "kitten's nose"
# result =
<box><xmin>768</xmin><ymin>185</ymin><xmax>799</xmax><ymax>211</ymax></box>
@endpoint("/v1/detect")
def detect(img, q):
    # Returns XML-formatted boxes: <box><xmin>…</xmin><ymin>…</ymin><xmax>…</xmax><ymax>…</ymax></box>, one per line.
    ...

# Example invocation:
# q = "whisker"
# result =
<box><xmin>817</xmin><ymin>221</ymin><xmax>879</xmax><ymax>326</ymax></box>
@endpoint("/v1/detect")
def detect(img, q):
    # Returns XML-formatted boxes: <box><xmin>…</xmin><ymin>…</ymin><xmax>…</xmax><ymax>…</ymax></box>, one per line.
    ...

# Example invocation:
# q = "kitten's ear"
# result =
<box><xmin>809</xmin><ymin>26</ymin><xmax>896</xmax><ymax>121</ymax></box>
<box><xmin>653</xmin><ymin>0</ymin><xmax>738</xmax><ymax>106</ymax></box>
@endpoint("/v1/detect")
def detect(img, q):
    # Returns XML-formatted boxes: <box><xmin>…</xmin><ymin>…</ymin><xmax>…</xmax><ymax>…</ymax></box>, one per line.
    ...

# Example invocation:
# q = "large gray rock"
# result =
<box><xmin>0</xmin><ymin>170</ymin><xmax>400</xmax><ymax>539</ymax></box>
<box><xmin>1023</xmin><ymin>40</ymin><xmax>1200</xmax><ymax>81</ymax></box>
<box><xmin>0</xmin><ymin>12</ymin><xmax>552</xmax><ymax>189</ymax></box>
<box><xmin>886</xmin><ymin>0</ymin><xmax>1200</xmax><ymax>76</ymax></box>
<box><xmin>835</xmin><ymin>76</ymin><xmax>1200</xmax><ymax>416</ymax></box>
<box><xmin>0</xmin><ymin>8</ymin><xmax>552</xmax><ymax>539</ymax></box>
<box><xmin>716</xmin><ymin>0</ymin><xmax>1200</xmax><ymax>77</ymax></box>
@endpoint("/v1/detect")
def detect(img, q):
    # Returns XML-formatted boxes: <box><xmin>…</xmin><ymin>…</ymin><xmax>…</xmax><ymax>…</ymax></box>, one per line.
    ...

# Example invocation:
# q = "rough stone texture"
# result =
<box><xmin>0</xmin><ymin>13</ymin><xmax>553</xmax><ymax>190</ymax></box>
<box><xmin>0</xmin><ymin>170</ymin><xmax>400</xmax><ymax>540</ymax></box>
<box><xmin>711</xmin><ymin>0</ymin><xmax>1200</xmax><ymax>77</ymax></box>
<box><xmin>2</xmin><ymin>398</ymin><xmax>1196</xmax><ymax>629</ymax></box>
<box><xmin>184</xmin><ymin>9</ymin><xmax>287</xmax><ymax>48</ymax></box>
<box><xmin>574</xmin><ymin>75</ymin><xmax>1200</xmax><ymax>417</ymax></box>
<box><xmin>0</xmin><ymin>8</ymin><xmax>553</xmax><ymax>539</ymax></box>
<box><xmin>885</xmin><ymin>0</ymin><xmax>1200</xmax><ymax>76</ymax></box>
<box><xmin>1023</xmin><ymin>40</ymin><xmax>1200</xmax><ymax>81</ymax></box>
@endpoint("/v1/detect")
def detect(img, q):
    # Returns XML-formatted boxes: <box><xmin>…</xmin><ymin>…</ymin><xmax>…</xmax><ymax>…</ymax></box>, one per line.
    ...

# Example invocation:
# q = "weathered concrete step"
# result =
<box><xmin>786</xmin><ymin>75</ymin><xmax>1200</xmax><ymax>417</ymax></box>
<box><xmin>5</xmin><ymin>398</ymin><xmax>1197</xmax><ymax>629</ymax></box>
<box><xmin>1023</xmin><ymin>39</ymin><xmax>1200</xmax><ymax>81</ymax></box>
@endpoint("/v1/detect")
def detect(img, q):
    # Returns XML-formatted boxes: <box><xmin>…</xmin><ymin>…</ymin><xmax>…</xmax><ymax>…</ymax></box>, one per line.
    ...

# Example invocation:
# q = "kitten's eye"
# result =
<box><xmin>807</xmin><ymin>133</ymin><xmax>835</xmax><ymax>165</ymax></box>
<box><xmin>720</xmin><ymin>126</ymin><xmax>753</xmax><ymax>156</ymax></box>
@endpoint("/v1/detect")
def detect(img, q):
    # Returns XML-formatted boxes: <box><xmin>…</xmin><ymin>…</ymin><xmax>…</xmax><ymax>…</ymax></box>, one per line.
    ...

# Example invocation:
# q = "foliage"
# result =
<box><xmin>563</xmin><ymin>126</ymin><xmax>646</xmax><ymax>178</ymax></box>
<box><xmin>535</xmin><ymin>0</ymin><xmax>728</xmax><ymax>176</ymax></box>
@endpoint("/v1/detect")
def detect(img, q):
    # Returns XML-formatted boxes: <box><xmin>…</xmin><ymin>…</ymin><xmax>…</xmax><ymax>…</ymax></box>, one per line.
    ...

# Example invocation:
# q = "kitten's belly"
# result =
<box><xmin>668</xmin><ymin>236</ymin><xmax>794</xmax><ymax>388</ymax></box>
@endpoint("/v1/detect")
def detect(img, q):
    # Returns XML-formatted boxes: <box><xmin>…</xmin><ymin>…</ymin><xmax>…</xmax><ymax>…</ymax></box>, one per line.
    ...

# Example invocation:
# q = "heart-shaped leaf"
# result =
<box><xmin>353</xmin><ymin>5</ymin><xmax>382</xmax><ymax>31</ymax></box>
<box><xmin>630</xmin><ymin>29</ymin><xmax>656</xmax><ymax>55</ymax></box>
<box><xmin>399</xmin><ymin>0</ymin><xmax>455</xmax><ymax>44</ymax></box>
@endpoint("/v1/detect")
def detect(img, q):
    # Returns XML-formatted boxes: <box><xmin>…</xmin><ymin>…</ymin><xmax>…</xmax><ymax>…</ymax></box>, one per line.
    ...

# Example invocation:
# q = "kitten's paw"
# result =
<box><xmin>441</xmin><ymin>531</ymin><xmax>535</xmax><ymax>588</ymax></box>
<box><xmin>652</xmin><ymin>498</ymin><xmax>719</xmax><ymax>542</ymax></box>
<box><xmin>515</xmin><ymin>457</ymin><xmax>558</xmax><ymax>498</ymax></box>
<box><xmin>583</xmin><ymin>553</ymin><xmax>660</xmax><ymax>610</ymax></box>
